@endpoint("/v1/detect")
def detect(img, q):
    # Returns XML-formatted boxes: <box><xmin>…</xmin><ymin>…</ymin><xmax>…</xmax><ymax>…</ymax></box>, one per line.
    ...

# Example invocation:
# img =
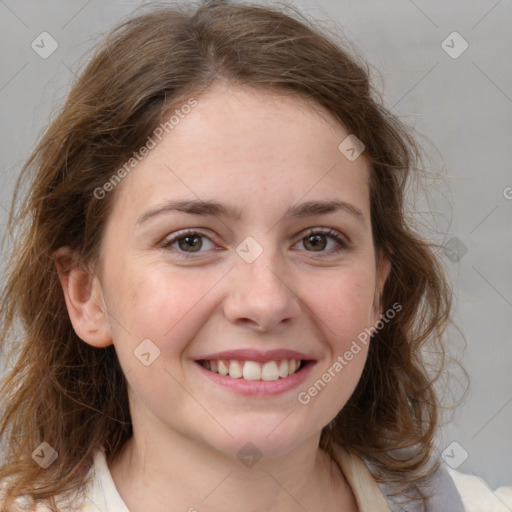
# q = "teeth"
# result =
<box><xmin>202</xmin><ymin>358</ymin><xmax>304</xmax><ymax>380</ymax></box>
<box><xmin>218</xmin><ymin>360</ymin><xmax>229</xmax><ymax>376</ymax></box>
<box><xmin>278</xmin><ymin>360</ymin><xmax>289</xmax><ymax>378</ymax></box>
<box><xmin>242</xmin><ymin>361</ymin><xmax>261</xmax><ymax>380</ymax></box>
<box><xmin>229</xmin><ymin>360</ymin><xmax>243</xmax><ymax>379</ymax></box>
<box><xmin>261</xmin><ymin>361</ymin><xmax>279</xmax><ymax>381</ymax></box>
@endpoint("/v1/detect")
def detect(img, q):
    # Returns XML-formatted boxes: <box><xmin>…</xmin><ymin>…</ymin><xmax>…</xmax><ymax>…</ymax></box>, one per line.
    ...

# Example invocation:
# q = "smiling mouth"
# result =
<box><xmin>196</xmin><ymin>359</ymin><xmax>308</xmax><ymax>381</ymax></box>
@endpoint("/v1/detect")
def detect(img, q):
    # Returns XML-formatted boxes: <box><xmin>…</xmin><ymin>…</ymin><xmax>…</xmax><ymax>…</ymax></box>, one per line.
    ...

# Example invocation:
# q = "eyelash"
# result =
<box><xmin>159</xmin><ymin>228</ymin><xmax>349</xmax><ymax>259</ymax></box>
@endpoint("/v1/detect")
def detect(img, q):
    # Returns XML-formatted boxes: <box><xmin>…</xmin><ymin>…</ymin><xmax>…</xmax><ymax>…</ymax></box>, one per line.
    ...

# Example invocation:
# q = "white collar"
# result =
<box><xmin>80</xmin><ymin>445</ymin><xmax>391</xmax><ymax>512</ymax></box>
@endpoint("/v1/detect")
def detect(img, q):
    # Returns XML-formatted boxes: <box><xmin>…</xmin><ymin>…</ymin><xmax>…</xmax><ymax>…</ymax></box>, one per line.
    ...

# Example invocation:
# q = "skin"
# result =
<box><xmin>55</xmin><ymin>83</ymin><xmax>390</xmax><ymax>512</ymax></box>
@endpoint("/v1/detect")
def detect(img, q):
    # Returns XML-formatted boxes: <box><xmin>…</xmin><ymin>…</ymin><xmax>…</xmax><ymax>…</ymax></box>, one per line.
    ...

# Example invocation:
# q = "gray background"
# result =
<box><xmin>1</xmin><ymin>0</ymin><xmax>511</xmax><ymax>492</ymax></box>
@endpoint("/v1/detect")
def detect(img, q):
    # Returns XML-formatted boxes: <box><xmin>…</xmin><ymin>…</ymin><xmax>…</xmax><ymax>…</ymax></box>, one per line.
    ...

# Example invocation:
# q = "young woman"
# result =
<box><xmin>0</xmin><ymin>1</ymin><xmax>474</xmax><ymax>510</ymax></box>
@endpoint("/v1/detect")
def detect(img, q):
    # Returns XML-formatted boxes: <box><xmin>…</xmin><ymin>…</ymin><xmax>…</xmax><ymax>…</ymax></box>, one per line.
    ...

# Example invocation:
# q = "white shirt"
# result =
<box><xmin>78</xmin><ymin>446</ymin><xmax>392</xmax><ymax>512</ymax></box>
<box><xmin>79</xmin><ymin>447</ymin><xmax>512</xmax><ymax>512</ymax></box>
<box><xmin>2</xmin><ymin>446</ymin><xmax>511</xmax><ymax>511</ymax></box>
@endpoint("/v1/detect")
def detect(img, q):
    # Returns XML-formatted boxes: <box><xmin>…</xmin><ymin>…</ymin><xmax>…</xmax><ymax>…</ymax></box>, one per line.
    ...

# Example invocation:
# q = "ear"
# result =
<box><xmin>371</xmin><ymin>250</ymin><xmax>392</xmax><ymax>322</ymax></box>
<box><xmin>53</xmin><ymin>246</ymin><xmax>113</xmax><ymax>348</ymax></box>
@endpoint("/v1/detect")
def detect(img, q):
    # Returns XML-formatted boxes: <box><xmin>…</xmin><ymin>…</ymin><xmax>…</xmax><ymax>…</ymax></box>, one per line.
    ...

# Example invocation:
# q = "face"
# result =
<box><xmin>91</xmin><ymin>85</ymin><xmax>389</xmax><ymax>458</ymax></box>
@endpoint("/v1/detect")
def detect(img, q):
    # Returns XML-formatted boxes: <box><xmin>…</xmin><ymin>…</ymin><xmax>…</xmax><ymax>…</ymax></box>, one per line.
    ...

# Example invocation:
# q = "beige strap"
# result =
<box><xmin>333</xmin><ymin>446</ymin><xmax>393</xmax><ymax>512</ymax></box>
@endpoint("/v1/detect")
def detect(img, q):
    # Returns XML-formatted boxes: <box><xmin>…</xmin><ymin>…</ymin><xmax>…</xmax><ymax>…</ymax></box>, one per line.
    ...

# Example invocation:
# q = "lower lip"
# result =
<box><xmin>195</xmin><ymin>361</ymin><xmax>316</xmax><ymax>397</ymax></box>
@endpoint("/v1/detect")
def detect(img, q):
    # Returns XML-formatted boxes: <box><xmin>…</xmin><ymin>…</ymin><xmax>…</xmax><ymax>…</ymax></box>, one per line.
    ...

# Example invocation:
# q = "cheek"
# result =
<box><xmin>296</xmin><ymin>271</ymin><xmax>375</xmax><ymax>420</ymax></box>
<box><xmin>306</xmin><ymin>268</ymin><xmax>377</xmax><ymax>349</ymax></box>
<box><xmin>106</xmin><ymin>262</ymin><xmax>218</xmax><ymax>354</ymax></box>
<box><xmin>103</xmin><ymin>264</ymin><xmax>217</xmax><ymax>408</ymax></box>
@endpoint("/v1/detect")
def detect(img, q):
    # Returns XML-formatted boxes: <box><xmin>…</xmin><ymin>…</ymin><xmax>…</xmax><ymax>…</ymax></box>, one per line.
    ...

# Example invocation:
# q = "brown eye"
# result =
<box><xmin>296</xmin><ymin>228</ymin><xmax>348</xmax><ymax>256</ymax></box>
<box><xmin>161</xmin><ymin>230</ymin><xmax>216</xmax><ymax>257</ymax></box>
<box><xmin>177</xmin><ymin>234</ymin><xmax>203</xmax><ymax>252</ymax></box>
<box><xmin>303</xmin><ymin>233</ymin><xmax>328</xmax><ymax>251</ymax></box>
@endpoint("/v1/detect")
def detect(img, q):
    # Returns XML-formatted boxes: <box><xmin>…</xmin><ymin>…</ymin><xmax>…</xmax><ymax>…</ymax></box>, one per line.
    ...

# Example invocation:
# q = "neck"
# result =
<box><xmin>108</xmin><ymin>425</ymin><xmax>357</xmax><ymax>512</ymax></box>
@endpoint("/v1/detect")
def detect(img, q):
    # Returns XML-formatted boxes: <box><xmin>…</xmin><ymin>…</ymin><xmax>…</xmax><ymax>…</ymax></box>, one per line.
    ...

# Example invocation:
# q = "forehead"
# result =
<box><xmin>107</xmin><ymin>85</ymin><xmax>371</xmax><ymax>223</ymax></box>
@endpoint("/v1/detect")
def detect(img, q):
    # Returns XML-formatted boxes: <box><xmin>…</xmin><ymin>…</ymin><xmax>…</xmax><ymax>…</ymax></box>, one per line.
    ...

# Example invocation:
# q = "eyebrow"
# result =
<box><xmin>136</xmin><ymin>198</ymin><xmax>365</xmax><ymax>226</ymax></box>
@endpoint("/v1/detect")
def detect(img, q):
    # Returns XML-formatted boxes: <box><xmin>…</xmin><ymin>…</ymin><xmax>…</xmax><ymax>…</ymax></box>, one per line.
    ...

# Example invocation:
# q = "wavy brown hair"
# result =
<box><xmin>0</xmin><ymin>0</ymin><xmax>456</xmax><ymax>509</ymax></box>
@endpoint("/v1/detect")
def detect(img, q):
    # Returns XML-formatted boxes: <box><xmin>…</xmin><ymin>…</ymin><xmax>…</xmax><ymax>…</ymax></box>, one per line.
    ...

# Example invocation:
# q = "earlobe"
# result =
<box><xmin>53</xmin><ymin>246</ymin><xmax>112</xmax><ymax>348</ymax></box>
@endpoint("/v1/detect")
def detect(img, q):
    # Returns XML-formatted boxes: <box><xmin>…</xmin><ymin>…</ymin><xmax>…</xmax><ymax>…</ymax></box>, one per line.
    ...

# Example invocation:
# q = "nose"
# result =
<box><xmin>223</xmin><ymin>253</ymin><xmax>301</xmax><ymax>333</ymax></box>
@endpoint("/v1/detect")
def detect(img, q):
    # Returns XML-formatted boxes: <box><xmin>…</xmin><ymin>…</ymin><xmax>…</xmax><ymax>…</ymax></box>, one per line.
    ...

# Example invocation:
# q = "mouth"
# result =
<box><xmin>196</xmin><ymin>358</ymin><xmax>309</xmax><ymax>381</ymax></box>
<box><xmin>193</xmin><ymin>350</ymin><xmax>316</xmax><ymax>396</ymax></box>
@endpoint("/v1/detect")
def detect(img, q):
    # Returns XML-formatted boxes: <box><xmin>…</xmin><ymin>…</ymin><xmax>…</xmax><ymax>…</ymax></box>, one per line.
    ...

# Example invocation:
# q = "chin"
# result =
<box><xmin>202</xmin><ymin>419</ymin><xmax>318</xmax><ymax>461</ymax></box>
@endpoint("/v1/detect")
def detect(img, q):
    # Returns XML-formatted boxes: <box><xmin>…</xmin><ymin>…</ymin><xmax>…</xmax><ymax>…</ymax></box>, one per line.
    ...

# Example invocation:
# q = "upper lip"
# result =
<box><xmin>196</xmin><ymin>349</ymin><xmax>316</xmax><ymax>363</ymax></box>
